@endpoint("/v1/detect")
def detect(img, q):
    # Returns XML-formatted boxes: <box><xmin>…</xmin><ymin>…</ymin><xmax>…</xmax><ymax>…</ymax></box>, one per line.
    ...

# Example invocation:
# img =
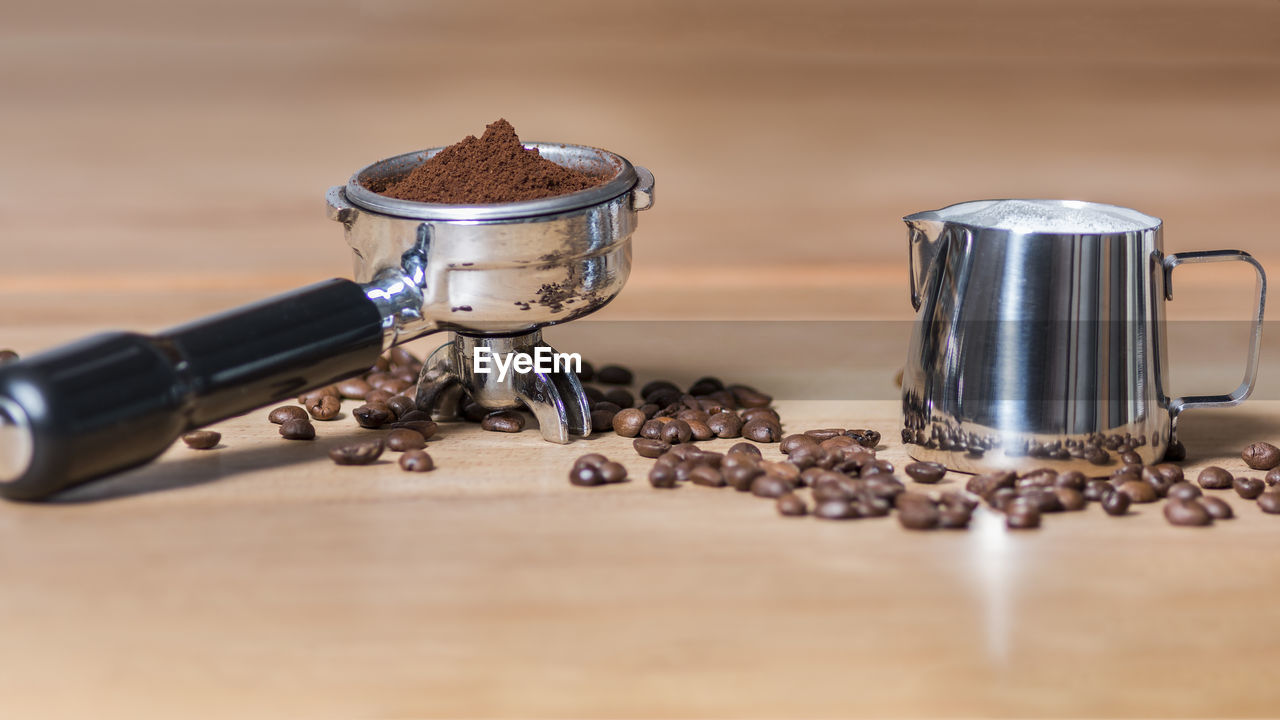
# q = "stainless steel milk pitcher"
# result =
<box><xmin>901</xmin><ymin>199</ymin><xmax>1265</xmax><ymax>475</ymax></box>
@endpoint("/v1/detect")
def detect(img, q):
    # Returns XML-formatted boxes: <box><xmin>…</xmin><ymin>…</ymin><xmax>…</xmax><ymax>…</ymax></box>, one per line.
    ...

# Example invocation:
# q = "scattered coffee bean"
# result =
<box><xmin>599</xmin><ymin>461</ymin><xmax>628</xmax><ymax>484</ymax></box>
<box><xmin>336</xmin><ymin>378</ymin><xmax>373</xmax><ymax>400</ymax></box>
<box><xmin>1005</xmin><ymin>500</ymin><xmax>1041</xmax><ymax>529</ymax></box>
<box><xmin>364</xmin><ymin>389</ymin><xmax>394</xmax><ymax>405</ymax></box>
<box><xmin>727</xmin><ymin>442</ymin><xmax>763</xmax><ymax>459</ymax></box>
<box><xmin>1259</xmin><ymin>490</ymin><xmax>1280</xmax><ymax>514</ymax></box>
<box><xmin>307</xmin><ymin>394</ymin><xmax>341</xmax><ymax>421</ymax></box>
<box><xmin>386</xmin><ymin>395</ymin><xmax>416</xmax><ymax>419</ymax></box>
<box><xmin>603</xmin><ymin>388</ymin><xmax>634</xmax><ymax>408</ymax></box>
<box><xmin>660</xmin><ymin>419</ymin><xmax>693</xmax><ymax>444</ymax></box>
<box><xmin>1055</xmin><ymin>487</ymin><xmax>1087</xmax><ymax>511</ymax></box>
<box><xmin>596</xmin><ymin>365</ymin><xmax>633</xmax><ymax>385</ymax></box>
<box><xmin>1118</xmin><ymin>479</ymin><xmax>1158</xmax><ymax>504</ymax></box>
<box><xmin>1120</xmin><ymin>451</ymin><xmax>1142</xmax><ymax>465</ymax></box>
<box><xmin>181</xmin><ymin>430</ymin><xmax>221</xmax><ymax>449</ymax></box>
<box><xmin>590</xmin><ymin>408</ymin><xmax>616</xmax><ymax>434</ymax></box>
<box><xmin>938</xmin><ymin>506</ymin><xmax>972</xmax><ymax>529</ymax></box>
<box><xmin>1198</xmin><ymin>496</ymin><xmax>1233</xmax><ymax>520</ymax></box>
<box><xmin>393</xmin><ymin>419</ymin><xmax>438</xmax><ymax>441</ymax></box>
<box><xmin>649</xmin><ymin>463</ymin><xmax>678</xmax><ymax>488</ymax></box>
<box><xmin>1055</xmin><ymin>471</ymin><xmax>1086</xmax><ymax>491</ymax></box>
<box><xmin>1234</xmin><ymin>476</ymin><xmax>1265</xmax><ymax>499</ymax></box>
<box><xmin>330</xmin><ymin>439</ymin><xmax>385</xmax><ymax>465</ymax></box>
<box><xmin>742</xmin><ymin>419</ymin><xmax>782</xmax><ymax>443</ymax></box>
<box><xmin>399</xmin><ymin>450</ymin><xmax>434</xmax><ymax>472</ymax></box>
<box><xmin>1197</xmin><ymin>466</ymin><xmax>1233</xmax><ymax>490</ymax></box>
<box><xmin>777</xmin><ymin>493</ymin><xmax>808</xmax><ymax>516</ymax></box>
<box><xmin>298</xmin><ymin>386</ymin><xmax>339</xmax><ymax>405</ymax></box>
<box><xmin>707</xmin><ymin>412</ymin><xmax>743</xmax><ymax>438</ymax></box>
<box><xmin>353</xmin><ymin>403</ymin><xmax>393</xmax><ymax>428</ymax></box>
<box><xmin>480</xmin><ymin>411</ymin><xmax>525</xmax><ymax>433</ymax></box>
<box><xmin>1100</xmin><ymin>486</ymin><xmax>1130</xmax><ymax>516</ymax></box>
<box><xmin>1266</xmin><ymin>467</ymin><xmax>1280</xmax><ymax>487</ymax></box>
<box><xmin>904</xmin><ymin>461</ymin><xmax>947</xmax><ymax>484</ymax></box>
<box><xmin>634</xmin><ymin>438</ymin><xmax>672</xmax><ymax>458</ymax></box>
<box><xmin>780</xmin><ymin>434</ymin><xmax>818</xmax><ymax>455</ymax></box>
<box><xmin>690</xmin><ymin>465</ymin><xmax>726</xmax><ymax>487</ymax></box>
<box><xmin>1083</xmin><ymin>479</ymin><xmax>1109</xmax><ymax>502</ymax></box>
<box><xmin>0</xmin><ymin>349</ymin><xmax>18</xmax><ymax>364</ymax></box>
<box><xmin>578</xmin><ymin>361</ymin><xmax>595</xmax><ymax>382</ymax></box>
<box><xmin>640</xmin><ymin>379</ymin><xmax>680</xmax><ymax>400</ymax></box>
<box><xmin>1167</xmin><ymin>481</ymin><xmax>1202</xmax><ymax>501</ymax></box>
<box><xmin>845</xmin><ymin>429</ymin><xmax>881</xmax><ymax>449</ymax></box>
<box><xmin>686</xmin><ymin>420</ymin><xmax>714</xmax><ymax>441</ymax></box>
<box><xmin>1164</xmin><ymin>438</ymin><xmax>1187</xmax><ymax>461</ymax></box>
<box><xmin>612</xmin><ymin>408</ymin><xmax>646</xmax><ymax>437</ymax></box>
<box><xmin>279</xmin><ymin>419</ymin><xmax>316</xmax><ymax>440</ymax></box>
<box><xmin>268</xmin><ymin>405</ymin><xmax>309</xmax><ymax>425</ymax></box>
<box><xmin>1164</xmin><ymin>499</ymin><xmax>1212</xmax><ymax>526</ymax></box>
<box><xmin>1242</xmin><ymin>441</ymin><xmax>1280</xmax><ymax>470</ymax></box>
<box><xmin>729</xmin><ymin>384</ymin><xmax>772</xmax><ymax>408</ymax></box>
<box><xmin>814</xmin><ymin>499</ymin><xmax>859</xmax><ymax>520</ymax></box>
<box><xmin>897</xmin><ymin>497</ymin><xmax>941</xmax><ymax>530</ymax></box>
<box><xmin>751</xmin><ymin>475</ymin><xmax>791</xmax><ymax>498</ymax></box>
<box><xmin>386</xmin><ymin>428</ymin><xmax>426</xmax><ymax>452</ymax></box>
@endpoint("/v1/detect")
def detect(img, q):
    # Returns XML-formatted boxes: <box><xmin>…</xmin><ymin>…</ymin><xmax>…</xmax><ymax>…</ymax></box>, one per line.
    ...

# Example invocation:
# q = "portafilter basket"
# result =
<box><xmin>0</xmin><ymin>143</ymin><xmax>654</xmax><ymax>501</ymax></box>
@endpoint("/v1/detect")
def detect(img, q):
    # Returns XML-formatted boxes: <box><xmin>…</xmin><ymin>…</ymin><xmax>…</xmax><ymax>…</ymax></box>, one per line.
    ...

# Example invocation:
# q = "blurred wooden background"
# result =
<box><xmin>2</xmin><ymin>2</ymin><xmax>1280</xmax><ymax>718</ymax></box>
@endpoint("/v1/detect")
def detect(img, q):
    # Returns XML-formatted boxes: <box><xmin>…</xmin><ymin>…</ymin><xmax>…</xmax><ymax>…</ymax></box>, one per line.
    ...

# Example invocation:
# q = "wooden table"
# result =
<box><xmin>3</xmin><ymin>1</ymin><xmax>1280</xmax><ymax>717</ymax></box>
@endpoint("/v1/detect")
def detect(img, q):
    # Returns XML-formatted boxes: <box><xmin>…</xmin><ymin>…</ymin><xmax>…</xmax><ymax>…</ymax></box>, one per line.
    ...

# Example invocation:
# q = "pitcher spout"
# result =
<box><xmin>903</xmin><ymin>210</ymin><xmax>947</xmax><ymax>311</ymax></box>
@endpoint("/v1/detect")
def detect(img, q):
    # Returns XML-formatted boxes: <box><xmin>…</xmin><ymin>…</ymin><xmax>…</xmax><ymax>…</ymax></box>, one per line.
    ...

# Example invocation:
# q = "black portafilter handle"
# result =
<box><xmin>0</xmin><ymin>278</ymin><xmax>386</xmax><ymax>501</ymax></box>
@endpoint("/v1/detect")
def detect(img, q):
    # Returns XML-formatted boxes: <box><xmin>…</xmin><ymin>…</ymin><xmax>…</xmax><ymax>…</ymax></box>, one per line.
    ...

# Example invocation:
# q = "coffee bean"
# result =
<box><xmin>905</xmin><ymin>461</ymin><xmax>947</xmax><ymax>484</ymax></box>
<box><xmin>386</xmin><ymin>428</ymin><xmax>426</xmax><ymax>452</ymax></box>
<box><xmin>727</xmin><ymin>442</ymin><xmax>763</xmax><ymax>459</ymax></box>
<box><xmin>1055</xmin><ymin>470</ymin><xmax>1087</xmax><ymax>491</ymax></box>
<box><xmin>1164</xmin><ymin>499</ymin><xmax>1213</xmax><ymax>526</ymax></box>
<box><xmin>279</xmin><ymin>419</ymin><xmax>315</xmax><ymax>440</ymax></box>
<box><xmin>1022</xmin><ymin>487</ymin><xmax>1064</xmax><ymax>513</ymax></box>
<box><xmin>1084</xmin><ymin>447</ymin><xmax>1111</xmax><ymax>465</ymax></box>
<box><xmin>1198</xmin><ymin>496</ymin><xmax>1233</xmax><ymax>520</ymax></box>
<box><xmin>686</xmin><ymin>420</ymin><xmax>714</xmax><ymax>441</ymax></box>
<box><xmin>569</xmin><ymin>465</ymin><xmax>605</xmax><ymax>486</ymax></box>
<box><xmin>1056</xmin><ymin>487</ymin><xmax>1087</xmax><ymax>511</ymax></box>
<box><xmin>1120</xmin><ymin>451</ymin><xmax>1142</xmax><ymax>465</ymax></box>
<box><xmin>640</xmin><ymin>380</ymin><xmax>680</xmax><ymax>400</ymax></box>
<box><xmin>329</xmin><ymin>439</ymin><xmax>385</xmax><ymax>465</ymax></box>
<box><xmin>181</xmin><ymin>430</ymin><xmax>220</xmax><ymax>449</ymax></box>
<box><xmin>307</xmin><ymin>394</ymin><xmax>341</xmax><ymax>421</ymax></box>
<box><xmin>989</xmin><ymin>488</ymin><xmax>1018</xmax><ymax>511</ymax></box>
<box><xmin>845</xmin><ymin>429</ymin><xmax>881</xmax><ymax>449</ymax></box>
<box><xmin>1005</xmin><ymin>500</ymin><xmax>1042</xmax><ymax>529</ymax></box>
<box><xmin>388</xmin><ymin>347</ymin><xmax>418</xmax><ymax>367</ymax></box>
<box><xmin>1197</xmin><ymin>466</ymin><xmax>1233</xmax><ymax>490</ymax></box>
<box><xmin>611</xmin><ymin>408</ymin><xmax>646</xmax><ymax>437</ymax></box>
<box><xmin>1118</xmin><ymin>479</ymin><xmax>1158</xmax><ymax>503</ymax></box>
<box><xmin>599</xmin><ymin>461</ymin><xmax>628</xmax><ymax>484</ymax></box>
<box><xmin>596</xmin><ymin>365</ymin><xmax>633</xmax><ymax>385</ymax></box>
<box><xmin>814</xmin><ymin>499</ymin><xmax>859</xmax><ymax>520</ymax></box>
<box><xmin>702</xmin><ymin>412</ymin><xmax>740</xmax><ymax>439</ymax></box>
<box><xmin>780</xmin><ymin>434</ymin><xmax>819</xmax><ymax>455</ymax></box>
<box><xmin>1242</xmin><ymin>441</ymin><xmax>1280</xmax><ymax>470</ymax></box>
<box><xmin>742</xmin><ymin>419</ymin><xmax>782</xmax><ymax>443</ymax></box>
<box><xmin>584</xmin><ymin>386</ymin><xmax>606</xmax><ymax>405</ymax></box>
<box><xmin>1100</xmin><ymin>486</ymin><xmax>1130</xmax><ymax>516</ymax></box>
<box><xmin>689</xmin><ymin>466</ymin><xmax>725</xmax><ymax>487</ymax></box>
<box><xmin>1233</xmin><ymin>476</ymin><xmax>1265</xmax><ymax>499</ymax></box>
<box><xmin>660</xmin><ymin>419</ymin><xmax>693</xmax><ymax>444</ymax></box>
<box><xmin>729</xmin><ymin>384</ymin><xmax>772</xmax><ymax>408</ymax></box>
<box><xmin>298</xmin><ymin>386</ymin><xmax>339</xmax><ymax>405</ymax></box>
<box><xmin>352</xmin><ymin>403</ymin><xmax>392</xmax><ymax>428</ymax></box>
<box><xmin>573</xmin><ymin>454</ymin><xmax>608</xmax><ymax>471</ymax></box>
<box><xmin>649</xmin><ymin>463</ymin><xmax>678</xmax><ymax>488</ymax></box>
<box><xmin>803</xmin><ymin>428</ymin><xmax>845</xmax><ymax>442</ymax></box>
<box><xmin>392</xmin><ymin>420</ymin><xmax>438</xmax><ymax>441</ymax></box>
<box><xmin>592</xmin><ymin>401</ymin><xmax>622</xmax><ymax>416</ymax></box>
<box><xmin>377</xmin><ymin>378</ymin><xmax>412</xmax><ymax>394</ymax></box>
<box><xmin>0</xmin><ymin>349</ymin><xmax>18</xmax><ymax>364</ymax></box>
<box><xmin>1167</xmin><ymin>481</ymin><xmax>1202</xmax><ymax>501</ymax></box>
<box><xmin>1258</xmin><ymin>489</ymin><xmax>1280</xmax><ymax>513</ymax></box>
<box><xmin>1083</xmin><ymin>479</ymin><xmax>1110</xmax><ymax>502</ymax></box>
<box><xmin>1164</xmin><ymin>438</ymin><xmax>1187</xmax><ymax>462</ymax></box>
<box><xmin>1266</xmin><ymin>467</ymin><xmax>1280</xmax><ymax>486</ymax></box>
<box><xmin>461</xmin><ymin>400</ymin><xmax>488</xmax><ymax>423</ymax></box>
<box><xmin>897</xmin><ymin>497</ymin><xmax>940</xmax><ymax>530</ymax></box>
<box><xmin>268</xmin><ymin>405</ymin><xmax>308</xmax><ymax>424</ymax></box>
<box><xmin>740</xmin><ymin>407</ymin><xmax>780</xmax><ymax>423</ymax></box>
<box><xmin>634</xmin><ymin>438</ymin><xmax>672</xmax><ymax>458</ymax></box>
<box><xmin>480</xmin><ymin>411</ymin><xmax>525</xmax><ymax>433</ymax></box>
<box><xmin>761</xmin><ymin>460</ymin><xmax>801</xmax><ymax>484</ymax></box>
<box><xmin>594</xmin><ymin>387</ymin><xmax>631</xmax><ymax>408</ymax></box>
<box><xmin>1142</xmin><ymin>467</ymin><xmax>1176</xmax><ymax>498</ymax></box>
<box><xmin>938</xmin><ymin>506</ymin><xmax>972</xmax><ymax>529</ymax></box>
<box><xmin>751</xmin><ymin>476</ymin><xmax>791</xmax><ymax>498</ymax></box>
<box><xmin>776</xmin><ymin>493</ymin><xmax>808</xmax><ymax>516</ymax></box>
<box><xmin>590</xmin><ymin>409</ymin><xmax>616</xmax><ymax>434</ymax></box>
<box><xmin>364</xmin><ymin>389</ymin><xmax>394</xmax><ymax>405</ymax></box>
<box><xmin>723</xmin><ymin>464</ymin><xmax>762</xmax><ymax>491</ymax></box>
<box><xmin>399</xmin><ymin>450</ymin><xmax>434</xmax><ymax>472</ymax></box>
<box><xmin>336</xmin><ymin>378</ymin><xmax>373</xmax><ymax>400</ymax></box>
<box><xmin>577</xmin><ymin>361</ymin><xmax>595</xmax><ymax>382</ymax></box>
<box><xmin>1153</xmin><ymin>463</ymin><xmax>1184</xmax><ymax>484</ymax></box>
<box><xmin>386</xmin><ymin>395</ymin><xmax>416</xmax><ymax>419</ymax></box>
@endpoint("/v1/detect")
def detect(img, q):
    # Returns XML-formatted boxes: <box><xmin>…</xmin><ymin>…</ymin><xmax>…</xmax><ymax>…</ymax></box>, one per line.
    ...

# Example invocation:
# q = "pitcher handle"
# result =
<box><xmin>1163</xmin><ymin>249</ymin><xmax>1267</xmax><ymax>418</ymax></box>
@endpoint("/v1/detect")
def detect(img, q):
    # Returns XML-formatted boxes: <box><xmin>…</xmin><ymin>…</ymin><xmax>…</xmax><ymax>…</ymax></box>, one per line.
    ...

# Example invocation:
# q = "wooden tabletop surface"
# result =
<box><xmin>4</xmin><ymin>1</ymin><xmax>1280</xmax><ymax>717</ymax></box>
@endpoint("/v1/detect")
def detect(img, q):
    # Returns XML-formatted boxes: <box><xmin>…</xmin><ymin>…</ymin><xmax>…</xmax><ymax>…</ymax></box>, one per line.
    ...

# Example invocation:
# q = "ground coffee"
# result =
<box><xmin>372</xmin><ymin>119</ymin><xmax>605</xmax><ymax>204</ymax></box>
